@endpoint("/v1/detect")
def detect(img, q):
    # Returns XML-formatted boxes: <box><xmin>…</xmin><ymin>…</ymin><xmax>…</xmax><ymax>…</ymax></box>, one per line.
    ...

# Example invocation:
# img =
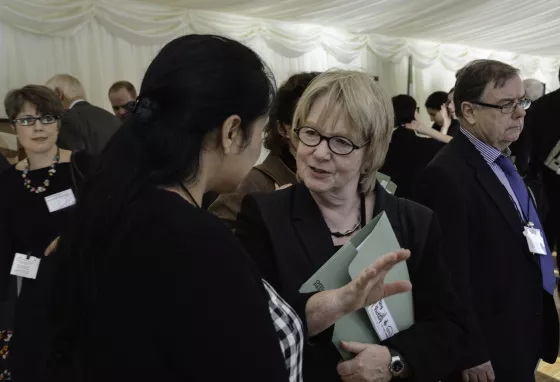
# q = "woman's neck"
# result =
<box><xmin>311</xmin><ymin>186</ymin><xmax>362</xmax><ymax>233</ymax></box>
<box><xmin>26</xmin><ymin>146</ymin><xmax>58</xmax><ymax>170</ymax></box>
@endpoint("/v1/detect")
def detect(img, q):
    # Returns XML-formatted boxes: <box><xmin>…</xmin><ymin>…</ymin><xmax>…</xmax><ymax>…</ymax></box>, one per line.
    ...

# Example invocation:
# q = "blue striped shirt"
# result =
<box><xmin>460</xmin><ymin>128</ymin><xmax>524</xmax><ymax>220</ymax></box>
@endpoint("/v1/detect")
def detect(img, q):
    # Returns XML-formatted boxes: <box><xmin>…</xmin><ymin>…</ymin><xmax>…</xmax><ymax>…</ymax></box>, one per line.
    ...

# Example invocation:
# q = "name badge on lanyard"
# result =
<box><xmin>45</xmin><ymin>189</ymin><xmax>76</xmax><ymax>213</ymax></box>
<box><xmin>523</xmin><ymin>223</ymin><xmax>547</xmax><ymax>255</ymax></box>
<box><xmin>10</xmin><ymin>253</ymin><xmax>41</xmax><ymax>279</ymax></box>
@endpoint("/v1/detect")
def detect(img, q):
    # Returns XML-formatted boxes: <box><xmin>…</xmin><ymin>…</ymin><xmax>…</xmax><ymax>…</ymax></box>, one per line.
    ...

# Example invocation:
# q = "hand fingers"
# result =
<box><xmin>487</xmin><ymin>370</ymin><xmax>496</xmax><ymax>382</ymax></box>
<box><xmin>461</xmin><ymin>371</ymin><xmax>470</xmax><ymax>382</ymax></box>
<box><xmin>371</xmin><ymin>249</ymin><xmax>410</xmax><ymax>276</ymax></box>
<box><xmin>340</xmin><ymin>340</ymin><xmax>367</xmax><ymax>355</ymax></box>
<box><xmin>336</xmin><ymin>359</ymin><xmax>354</xmax><ymax>377</ymax></box>
<box><xmin>383</xmin><ymin>280</ymin><xmax>412</xmax><ymax>298</ymax></box>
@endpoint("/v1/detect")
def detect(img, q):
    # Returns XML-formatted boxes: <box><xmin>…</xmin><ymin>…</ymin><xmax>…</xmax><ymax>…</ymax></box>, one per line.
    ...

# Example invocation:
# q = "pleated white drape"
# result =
<box><xmin>0</xmin><ymin>0</ymin><xmax>559</xmax><ymax>121</ymax></box>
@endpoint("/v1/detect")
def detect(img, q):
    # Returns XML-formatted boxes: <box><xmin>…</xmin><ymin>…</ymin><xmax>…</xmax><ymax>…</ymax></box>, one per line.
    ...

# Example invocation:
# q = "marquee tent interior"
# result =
<box><xmin>0</xmin><ymin>0</ymin><xmax>559</xmax><ymax>157</ymax></box>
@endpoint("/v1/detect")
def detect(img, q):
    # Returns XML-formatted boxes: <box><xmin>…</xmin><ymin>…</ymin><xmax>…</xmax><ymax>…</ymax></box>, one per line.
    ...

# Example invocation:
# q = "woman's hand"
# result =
<box><xmin>45</xmin><ymin>236</ymin><xmax>60</xmax><ymax>257</ymax></box>
<box><xmin>337</xmin><ymin>249</ymin><xmax>411</xmax><ymax>315</ymax></box>
<box><xmin>305</xmin><ymin>249</ymin><xmax>411</xmax><ymax>337</ymax></box>
<box><xmin>404</xmin><ymin>120</ymin><xmax>430</xmax><ymax>135</ymax></box>
<box><xmin>439</xmin><ymin>104</ymin><xmax>452</xmax><ymax>135</ymax></box>
<box><xmin>337</xmin><ymin>342</ymin><xmax>392</xmax><ymax>382</ymax></box>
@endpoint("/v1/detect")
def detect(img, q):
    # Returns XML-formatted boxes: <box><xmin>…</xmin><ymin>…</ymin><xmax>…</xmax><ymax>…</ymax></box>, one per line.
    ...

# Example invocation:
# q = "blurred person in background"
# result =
<box><xmin>0</xmin><ymin>85</ymin><xmax>90</xmax><ymax>382</ymax></box>
<box><xmin>209</xmin><ymin>72</ymin><xmax>319</xmax><ymax>228</ymax></box>
<box><xmin>108</xmin><ymin>81</ymin><xmax>137</xmax><ymax>121</ymax></box>
<box><xmin>46</xmin><ymin>74</ymin><xmax>120</xmax><ymax>155</ymax></box>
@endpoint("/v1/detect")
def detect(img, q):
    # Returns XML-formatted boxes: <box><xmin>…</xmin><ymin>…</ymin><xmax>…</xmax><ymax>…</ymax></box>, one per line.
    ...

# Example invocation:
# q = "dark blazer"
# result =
<box><xmin>58</xmin><ymin>101</ymin><xmax>120</xmax><ymax>155</ymax></box>
<box><xmin>236</xmin><ymin>182</ymin><xmax>467</xmax><ymax>382</ymax></box>
<box><xmin>412</xmin><ymin>132</ymin><xmax>559</xmax><ymax>381</ymax></box>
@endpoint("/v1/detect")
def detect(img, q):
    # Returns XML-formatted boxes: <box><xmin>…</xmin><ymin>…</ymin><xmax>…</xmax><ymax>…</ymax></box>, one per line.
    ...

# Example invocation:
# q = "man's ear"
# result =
<box><xmin>461</xmin><ymin>101</ymin><xmax>477</xmax><ymax>125</ymax></box>
<box><xmin>220</xmin><ymin>115</ymin><xmax>242</xmax><ymax>155</ymax></box>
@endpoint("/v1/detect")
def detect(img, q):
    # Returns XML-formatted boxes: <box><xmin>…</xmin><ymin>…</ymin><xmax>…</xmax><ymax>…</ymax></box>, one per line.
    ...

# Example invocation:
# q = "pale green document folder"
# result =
<box><xmin>376</xmin><ymin>172</ymin><xmax>397</xmax><ymax>195</ymax></box>
<box><xmin>299</xmin><ymin>212</ymin><xmax>414</xmax><ymax>359</ymax></box>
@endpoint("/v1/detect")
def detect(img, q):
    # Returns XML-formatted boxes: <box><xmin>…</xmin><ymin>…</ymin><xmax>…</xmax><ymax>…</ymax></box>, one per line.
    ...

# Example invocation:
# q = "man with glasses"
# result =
<box><xmin>413</xmin><ymin>59</ymin><xmax>558</xmax><ymax>382</ymax></box>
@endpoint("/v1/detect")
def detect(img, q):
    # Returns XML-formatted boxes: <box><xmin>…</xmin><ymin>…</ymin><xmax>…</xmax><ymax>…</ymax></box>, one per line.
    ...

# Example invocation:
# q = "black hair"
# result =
<box><xmin>263</xmin><ymin>72</ymin><xmax>320</xmax><ymax>152</ymax></box>
<box><xmin>4</xmin><ymin>85</ymin><xmax>64</xmax><ymax>121</ymax></box>
<box><xmin>425</xmin><ymin>91</ymin><xmax>448</xmax><ymax>110</ymax></box>
<box><xmin>392</xmin><ymin>94</ymin><xmax>417</xmax><ymax>127</ymax></box>
<box><xmin>63</xmin><ymin>33</ymin><xmax>275</xmax><ymax>293</ymax></box>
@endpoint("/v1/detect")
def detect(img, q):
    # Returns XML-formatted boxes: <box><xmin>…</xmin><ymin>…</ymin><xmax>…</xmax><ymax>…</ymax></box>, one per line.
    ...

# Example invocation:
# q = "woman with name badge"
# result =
<box><xmin>235</xmin><ymin>70</ymin><xmax>468</xmax><ymax>382</ymax></box>
<box><xmin>0</xmin><ymin>85</ymin><xmax>90</xmax><ymax>382</ymax></box>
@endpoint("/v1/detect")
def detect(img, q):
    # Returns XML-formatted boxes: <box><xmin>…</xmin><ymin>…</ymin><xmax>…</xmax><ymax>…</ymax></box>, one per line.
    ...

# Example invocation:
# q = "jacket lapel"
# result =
<box><xmin>290</xmin><ymin>184</ymin><xmax>336</xmax><ymax>271</ymax></box>
<box><xmin>456</xmin><ymin>134</ymin><xmax>537</xmax><ymax>264</ymax></box>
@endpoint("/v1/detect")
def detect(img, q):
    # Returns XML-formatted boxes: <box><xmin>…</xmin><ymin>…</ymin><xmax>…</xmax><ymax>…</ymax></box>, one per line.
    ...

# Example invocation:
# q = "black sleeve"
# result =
<box><xmin>0</xmin><ymin>187</ymin><xmax>14</xmax><ymax>301</ymax></box>
<box><xmin>412</xmin><ymin>165</ymin><xmax>489</xmax><ymax>371</ymax></box>
<box><xmin>58</xmin><ymin>114</ymin><xmax>86</xmax><ymax>152</ymax></box>
<box><xmin>157</xmin><ymin>212</ymin><xmax>290</xmax><ymax>381</ymax></box>
<box><xmin>384</xmin><ymin>211</ymin><xmax>468</xmax><ymax>381</ymax></box>
<box><xmin>0</xmin><ymin>154</ymin><xmax>9</xmax><ymax>175</ymax></box>
<box><xmin>236</xmin><ymin>194</ymin><xmax>316</xmax><ymax>339</ymax></box>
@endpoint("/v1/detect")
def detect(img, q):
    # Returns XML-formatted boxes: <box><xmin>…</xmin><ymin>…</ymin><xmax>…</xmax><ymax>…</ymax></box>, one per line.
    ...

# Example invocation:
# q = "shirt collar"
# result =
<box><xmin>460</xmin><ymin>127</ymin><xmax>510</xmax><ymax>164</ymax></box>
<box><xmin>69</xmin><ymin>99</ymin><xmax>86</xmax><ymax>109</ymax></box>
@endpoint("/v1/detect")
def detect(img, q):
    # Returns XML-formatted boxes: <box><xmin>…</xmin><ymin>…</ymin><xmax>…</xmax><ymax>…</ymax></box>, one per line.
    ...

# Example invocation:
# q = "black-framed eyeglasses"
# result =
<box><xmin>470</xmin><ymin>98</ymin><xmax>531</xmax><ymax>114</ymax></box>
<box><xmin>295</xmin><ymin>126</ymin><xmax>369</xmax><ymax>155</ymax></box>
<box><xmin>12</xmin><ymin>115</ymin><xmax>60</xmax><ymax>127</ymax></box>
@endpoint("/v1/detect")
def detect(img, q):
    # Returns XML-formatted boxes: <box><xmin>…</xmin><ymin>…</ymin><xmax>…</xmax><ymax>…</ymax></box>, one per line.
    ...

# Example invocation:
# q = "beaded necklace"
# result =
<box><xmin>21</xmin><ymin>148</ymin><xmax>60</xmax><ymax>194</ymax></box>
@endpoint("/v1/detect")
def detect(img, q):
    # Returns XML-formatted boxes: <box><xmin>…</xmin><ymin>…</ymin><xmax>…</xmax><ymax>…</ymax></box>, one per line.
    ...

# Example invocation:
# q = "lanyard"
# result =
<box><xmin>506</xmin><ymin>187</ymin><xmax>533</xmax><ymax>227</ymax></box>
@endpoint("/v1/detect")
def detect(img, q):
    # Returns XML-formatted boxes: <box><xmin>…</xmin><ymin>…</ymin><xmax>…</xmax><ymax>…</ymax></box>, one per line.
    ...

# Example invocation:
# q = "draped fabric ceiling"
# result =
<box><xmin>0</xmin><ymin>0</ymin><xmax>559</xmax><ymax>123</ymax></box>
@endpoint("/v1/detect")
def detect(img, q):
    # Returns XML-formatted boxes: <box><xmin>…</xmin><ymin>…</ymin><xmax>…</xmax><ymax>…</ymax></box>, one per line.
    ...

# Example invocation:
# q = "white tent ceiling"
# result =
<box><xmin>1</xmin><ymin>0</ymin><xmax>559</xmax><ymax>57</ymax></box>
<box><xmin>149</xmin><ymin>0</ymin><xmax>560</xmax><ymax>57</ymax></box>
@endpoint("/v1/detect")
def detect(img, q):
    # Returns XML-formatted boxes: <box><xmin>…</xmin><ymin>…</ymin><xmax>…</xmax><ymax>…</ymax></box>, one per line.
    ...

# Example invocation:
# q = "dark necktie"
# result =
<box><xmin>495</xmin><ymin>155</ymin><xmax>556</xmax><ymax>295</ymax></box>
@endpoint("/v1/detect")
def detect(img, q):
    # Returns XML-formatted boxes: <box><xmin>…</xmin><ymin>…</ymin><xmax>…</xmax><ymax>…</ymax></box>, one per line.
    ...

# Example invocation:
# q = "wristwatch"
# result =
<box><xmin>388</xmin><ymin>348</ymin><xmax>406</xmax><ymax>378</ymax></box>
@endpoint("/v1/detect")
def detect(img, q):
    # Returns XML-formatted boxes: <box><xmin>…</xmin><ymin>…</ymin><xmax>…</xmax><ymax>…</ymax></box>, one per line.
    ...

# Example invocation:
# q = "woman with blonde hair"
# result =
<box><xmin>236</xmin><ymin>70</ymin><xmax>467</xmax><ymax>382</ymax></box>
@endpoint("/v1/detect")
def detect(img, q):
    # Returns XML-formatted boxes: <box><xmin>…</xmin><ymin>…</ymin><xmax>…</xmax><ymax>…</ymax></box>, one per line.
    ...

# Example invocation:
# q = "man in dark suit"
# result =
<box><xmin>413</xmin><ymin>59</ymin><xmax>559</xmax><ymax>381</ymax></box>
<box><xmin>524</xmin><ymin>71</ymin><xmax>560</xmax><ymax>266</ymax></box>
<box><xmin>46</xmin><ymin>74</ymin><xmax>120</xmax><ymax>155</ymax></box>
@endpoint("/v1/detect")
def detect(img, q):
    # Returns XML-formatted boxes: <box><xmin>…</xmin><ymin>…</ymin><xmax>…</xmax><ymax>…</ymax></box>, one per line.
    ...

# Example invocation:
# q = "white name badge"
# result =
<box><xmin>366</xmin><ymin>298</ymin><xmax>399</xmax><ymax>341</ymax></box>
<box><xmin>524</xmin><ymin>226</ymin><xmax>547</xmax><ymax>255</ymax></box>
<box><xmin>45</xmin><ymin>189</ymin><xmax>76</xmax><ymax>213</ymax></box>
<box><xmin>10</xmin><ymin>253</ymin><xmax>41</xmax><ymax>279</ymax></box>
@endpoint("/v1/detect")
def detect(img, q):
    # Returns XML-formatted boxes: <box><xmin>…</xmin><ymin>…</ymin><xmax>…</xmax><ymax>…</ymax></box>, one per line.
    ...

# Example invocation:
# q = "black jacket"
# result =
<box><xmin>412</xmin><ymin>131</ymin><xmax>559</xmax><ymax>381</ymax></box>
<box><xmin>236</xmin><ymin>182</ymin><xmax>467</xmax><ymax>382</ymax></box>
<box><xmin>58</xmin><ymin>101</ymin><xmax>120</xmax><ymax>156</ymax></box>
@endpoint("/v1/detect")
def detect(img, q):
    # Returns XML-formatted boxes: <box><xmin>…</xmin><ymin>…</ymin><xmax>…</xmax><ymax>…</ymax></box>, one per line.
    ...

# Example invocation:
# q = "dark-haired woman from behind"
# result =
<box><xmin>381</xmin><ymin>94</ymin><xmax>450</xmax><ymax>199</ymax></box>
<box><xmin>48</xmin><ymin>35</ymin><xmax>410</xmax><ymax>382</ymax></box>
<box><xmin>209</xmin><ymin>72</ymin><xmax>319</xmax><ymax>228</ymax></box>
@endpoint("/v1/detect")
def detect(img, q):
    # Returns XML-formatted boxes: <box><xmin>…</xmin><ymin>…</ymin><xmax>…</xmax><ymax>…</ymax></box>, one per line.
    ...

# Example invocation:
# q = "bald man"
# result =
<box><xmin>46</xmin><ymin>74</ymin><xmax>120</xmax><ymax>155</ymax></box>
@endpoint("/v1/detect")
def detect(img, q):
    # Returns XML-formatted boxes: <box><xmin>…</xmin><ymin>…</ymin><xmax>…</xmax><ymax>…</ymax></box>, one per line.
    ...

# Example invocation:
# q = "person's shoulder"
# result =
<box><xmin>137</xmin><ymin>189</ymin><xmax>230</xmax><ymax>234</ymax></box>
<box><xmin>238</xmin><ymin>166</ymin><xmax>276</xmax><ymax>194</ymax></box>
<box><xmin>0</xmin><ymin>166</ymin><xmax>21</xmax><ymax>199</ymax></box>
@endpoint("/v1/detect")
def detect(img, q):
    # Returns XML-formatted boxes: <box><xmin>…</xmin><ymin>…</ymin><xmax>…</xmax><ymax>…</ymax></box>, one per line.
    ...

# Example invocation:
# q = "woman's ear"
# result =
<box><xmin>220</xmin><ymin>114</ymin><xmax>242</xmax><ymax>155</ymax></box>
<box><xmin>276</xmin><ymin>121</ymin><xmax>291</xmax><ymax>138</ymax></box>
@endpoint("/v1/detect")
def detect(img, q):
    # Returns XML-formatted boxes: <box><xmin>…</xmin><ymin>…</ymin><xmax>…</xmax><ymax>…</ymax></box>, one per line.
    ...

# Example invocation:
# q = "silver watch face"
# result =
<box><xmin>391</xmin><ymin>359</ymin><xmax>405</xmax><ymax>375</ymax></box>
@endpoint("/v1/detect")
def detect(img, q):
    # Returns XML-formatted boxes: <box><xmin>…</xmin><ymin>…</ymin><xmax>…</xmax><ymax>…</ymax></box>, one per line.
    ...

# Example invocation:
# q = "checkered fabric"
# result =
<box><xmin>262</xmin><ymin>280</ymin><xmax>304</xmax><ymax>382</ymax></box>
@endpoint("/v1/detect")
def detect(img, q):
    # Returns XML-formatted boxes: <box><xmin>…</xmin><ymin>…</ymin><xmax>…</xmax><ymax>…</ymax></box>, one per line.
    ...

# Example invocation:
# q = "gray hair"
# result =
<box><xmin>523</xmin><ymin>79</ymin><xmax>545</xmax><ymax>101</ymax></box>
<box><xmin>45</xmin><ymin>74</ymin><xmax>86</xmax><ymax>100</ymax></box>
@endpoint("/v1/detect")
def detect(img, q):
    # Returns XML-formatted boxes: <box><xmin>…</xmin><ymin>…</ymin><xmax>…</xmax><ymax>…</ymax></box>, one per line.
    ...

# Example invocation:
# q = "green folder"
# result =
<box><xmin>376</xmin><ymin>172</ymin><xmax>398</xmax><ymax>195</ymax></box>
<box><xmin>299</xmin><ymin>212</ymin><xmax>414</xmax><ymax>359</ymax></box>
